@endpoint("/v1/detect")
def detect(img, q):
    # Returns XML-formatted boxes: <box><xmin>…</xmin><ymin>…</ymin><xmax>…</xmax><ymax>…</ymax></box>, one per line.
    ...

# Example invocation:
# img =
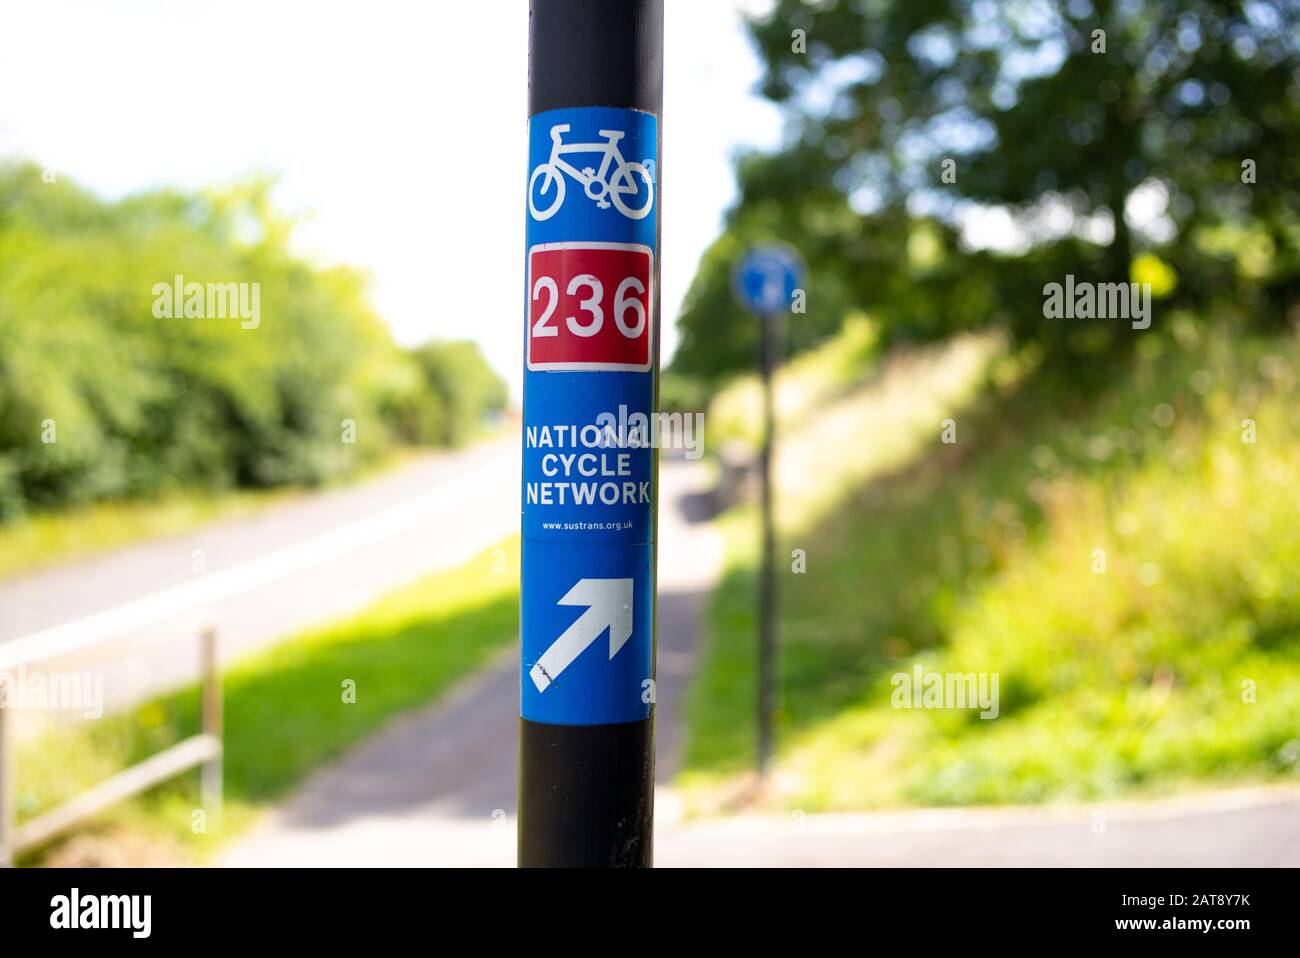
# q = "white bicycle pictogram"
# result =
<box><xmin>529</xmin><ymin>124</ymin><xmax>654</xmax><ymax>221</ymax></box>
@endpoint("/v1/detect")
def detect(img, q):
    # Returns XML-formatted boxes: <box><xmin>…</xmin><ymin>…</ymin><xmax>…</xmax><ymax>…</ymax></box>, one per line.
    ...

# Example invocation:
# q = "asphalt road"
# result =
<box><xmin>217</xmin><ymin>453</ymin><xmax>1300</xmax><ymax>869</ymax></box>
<box><xmin>9</xmin><ymin>441</ymin><xmax>1293</xmax><ymax>868</ymax></box>
<box><xmin>221</xmin><ymin>452</ymin><xmax>1300</xmax><ymax>868</ymax></box>
<box><xmin>654</xmin><ymin>788</ymin><xmax>1300</xmax><ymax>867</ymax></box>
<box><xmin>0</xmin><ymin>437</ymin><xmax>520</xmax><ymax>711</ymax></box>
<box><xmin>221</xmin><ymin>455</ymin><xmax>725</xmax><ymax>867</ymax></box>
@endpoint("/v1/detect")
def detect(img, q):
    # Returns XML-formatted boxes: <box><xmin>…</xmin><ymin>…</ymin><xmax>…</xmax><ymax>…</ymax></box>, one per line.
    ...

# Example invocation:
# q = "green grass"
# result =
<box><xmin>708</xmin><ymin>314</ymin><xmax>882</xmax><ymax>448</ymax></box>
<box><xmin>16</xmin><ymin>535</ymin><xmax>520</xmax><ymax>865</ymax></box>
<box><xmin>682</xmin><ymin>321</ymin><xmax>1300</xmax><ymax>812</ymax></box>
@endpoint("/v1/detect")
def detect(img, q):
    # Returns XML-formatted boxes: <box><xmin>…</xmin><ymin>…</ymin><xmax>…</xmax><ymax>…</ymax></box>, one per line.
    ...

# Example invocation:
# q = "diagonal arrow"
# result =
<box><xmin>529</xmin><ymin>578</ymin><xmax>633</xmax><ymax>693</ymax></box>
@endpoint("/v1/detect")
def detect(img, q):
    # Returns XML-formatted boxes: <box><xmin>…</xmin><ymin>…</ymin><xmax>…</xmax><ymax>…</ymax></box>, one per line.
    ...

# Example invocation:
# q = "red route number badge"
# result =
<box><xmin>527</xmin><ymin>242</ymin><xmax>654</xmax><ymax>372</ymax></box>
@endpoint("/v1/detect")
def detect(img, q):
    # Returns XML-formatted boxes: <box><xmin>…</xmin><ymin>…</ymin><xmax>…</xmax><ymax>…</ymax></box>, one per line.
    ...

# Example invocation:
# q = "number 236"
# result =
<box><xmin>532</xmin><ymin>274</ymin><xmax>648</xmax><ymax>339</ymax></box>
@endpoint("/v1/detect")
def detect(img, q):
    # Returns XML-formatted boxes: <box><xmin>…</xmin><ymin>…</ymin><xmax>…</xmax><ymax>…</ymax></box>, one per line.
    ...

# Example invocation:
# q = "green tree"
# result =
<box><xmin>673</xmin><ymin>0</ymin><xmax>1300</xmax><ymax>384</ymax></box>
<box><xmin>408</xmin><ymin>340</ymin><xmax>509</xmax><ymax>446</ymax></box>
<box><xmin>0</xmin><ymin>163</ymin><xmax>506</xmax><ymax>518</ymax></box>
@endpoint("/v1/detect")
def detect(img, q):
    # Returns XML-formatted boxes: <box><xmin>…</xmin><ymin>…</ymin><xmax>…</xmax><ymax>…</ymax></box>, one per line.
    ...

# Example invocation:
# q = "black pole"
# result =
<box><xmin>757</xmin><ymin>313</ymin><xmax>777</xmax><ymax>777</ymax></box>
<box><xmin>519</xmin><ymin>0</ymin><xmax>663</xmax><ymax>868</ymax></box>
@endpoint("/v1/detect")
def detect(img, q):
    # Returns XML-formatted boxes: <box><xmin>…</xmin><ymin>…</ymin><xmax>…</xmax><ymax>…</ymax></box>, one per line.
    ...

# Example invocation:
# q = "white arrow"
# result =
<box><xmin>529</xmin><ymin>578</ymin><xmax>633</xmax><ymax>693</ymax></box>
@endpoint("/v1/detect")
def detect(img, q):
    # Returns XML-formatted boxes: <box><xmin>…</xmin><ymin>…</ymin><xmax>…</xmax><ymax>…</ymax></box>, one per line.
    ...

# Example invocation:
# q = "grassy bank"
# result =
<box><xmin>683</xmin><ymin>322</ymin><xmax>1300</xmax><ymax>811</ymax></box>
<box><xmin>16</xmin><ymin>535</ymin><xmax>520</xmax><ymax>865</ymax></box>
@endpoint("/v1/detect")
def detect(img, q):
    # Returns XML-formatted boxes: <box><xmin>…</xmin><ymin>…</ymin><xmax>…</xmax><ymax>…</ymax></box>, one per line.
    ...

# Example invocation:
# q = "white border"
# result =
<box><xmin>526</xmin><ymin>241</ymin><xmax>655</xmax><ymax>373</ymax></box>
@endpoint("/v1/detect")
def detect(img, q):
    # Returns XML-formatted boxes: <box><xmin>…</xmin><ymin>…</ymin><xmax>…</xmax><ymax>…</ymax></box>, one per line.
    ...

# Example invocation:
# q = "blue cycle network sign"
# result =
<box><xmin>520</xmin><ymin>105</ymin><xmax>659</xmax><ymax>726</ymax></box>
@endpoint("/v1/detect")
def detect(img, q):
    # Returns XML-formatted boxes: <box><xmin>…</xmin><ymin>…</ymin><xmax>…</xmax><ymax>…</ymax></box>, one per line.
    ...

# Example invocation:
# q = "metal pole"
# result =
<box><xmin>200</xmin><ymin>627</ymin><xmax>222</xmax><ymax>817</ymax></box>
<box><xmin>519</xmin><ymin>0</ymin><xmax>663</xmax><ymax>867</ymax></box>
<box><xmin>757</xmin><ymin>313</ymin><xmax>778</xmax><ymax>777</ymax></box>
<box><xmin>0</xmin><ymin>696</ymin><xmax>14</xmax><ymax>867</ymax></box>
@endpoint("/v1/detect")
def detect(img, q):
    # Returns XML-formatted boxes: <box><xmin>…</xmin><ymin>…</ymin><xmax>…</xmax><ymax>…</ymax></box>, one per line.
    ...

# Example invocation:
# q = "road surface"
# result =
<box><xmin>221</xmin><ymin>454</ymin><xmax>725</xmax><ymax>867</ymax></box>
<box><xmin>655</xmin><ymin>787</ymin><xmax>1300</xmax><ymax>867</ymax></box>
<box><xmin>0</xmin><ymin>437</ymin><xmax>519</xmax><ymax>711</ymax></box>
<box><xmin>221</xmin><ymin>452</ymin><xmax>1300</xmax><ymax>868</ymax></box>
<box><xmin>11</xmin><ymin>442</ymin><xmax>1294</xmax><ymax>867</ymax></box>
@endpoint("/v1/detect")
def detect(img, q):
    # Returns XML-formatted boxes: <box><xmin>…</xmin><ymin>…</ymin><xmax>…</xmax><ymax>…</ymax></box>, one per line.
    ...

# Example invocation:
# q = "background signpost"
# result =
<box><xmin>733</xmin><ymin>245</ymin><xmax>803</xmax><ymax>777</ymax></box>
<box><xmin>519</xmin><ymin>0</ymin><xmax>664</xmax><ymax>868</ymax></box>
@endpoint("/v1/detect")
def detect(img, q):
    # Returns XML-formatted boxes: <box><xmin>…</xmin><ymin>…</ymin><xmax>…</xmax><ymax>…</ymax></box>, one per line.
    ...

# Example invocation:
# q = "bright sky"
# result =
<box><xmin>0</xmin><ymin>0</ymin><xmax>781</xmax><ymax>400</ymax></box>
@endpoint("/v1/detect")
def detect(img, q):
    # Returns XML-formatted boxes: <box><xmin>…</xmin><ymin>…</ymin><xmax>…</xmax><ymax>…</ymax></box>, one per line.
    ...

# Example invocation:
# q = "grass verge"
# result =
<box><xmin>682</xmin><ymin>323</ymin><xmax>1300</xmax><ymax>812</ymax></box>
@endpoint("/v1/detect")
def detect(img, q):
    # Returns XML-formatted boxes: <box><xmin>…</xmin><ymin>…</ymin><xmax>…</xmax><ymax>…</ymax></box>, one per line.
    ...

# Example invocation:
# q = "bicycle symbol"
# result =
<box><xmin>529</xmin><ymin>124</ymin><xmax>654</xmax><ymax>221</ymax></box>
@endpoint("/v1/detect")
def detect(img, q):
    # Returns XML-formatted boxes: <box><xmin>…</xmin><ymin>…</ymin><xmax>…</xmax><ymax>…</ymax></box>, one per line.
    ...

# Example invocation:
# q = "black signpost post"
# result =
<box><xmin>756</xmin><ymin>307</ymin><xmax>779</xmax><ymax>776</ymax></box>
<box><xmin>733</xmin><ymin>245</ymin><xmax>803</xmax><ymax>778</ymax></box>
<box><xmin>518</xmin><ymin>0</ymin><xmax>664</xmax><ymax>868</ymax></box>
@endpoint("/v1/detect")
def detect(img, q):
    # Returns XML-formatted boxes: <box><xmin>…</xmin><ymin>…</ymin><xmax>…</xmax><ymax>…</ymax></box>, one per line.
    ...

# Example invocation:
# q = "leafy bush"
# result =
<box><xmin>0</xmin><ymin>163</ymin><xmax>505</xmax><ymax>519</ymax></box>
<box><xmin>407</xmin><ymin>340</ymin><xmax>508</xmax><ymax>446</ymax></box>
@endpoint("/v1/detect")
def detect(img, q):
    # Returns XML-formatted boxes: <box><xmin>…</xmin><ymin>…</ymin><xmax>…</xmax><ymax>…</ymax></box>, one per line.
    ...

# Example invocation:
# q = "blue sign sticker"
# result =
<box><xmin>521</xmin><ymin>106</ymin><xmax>658</xmax><ymax>726</ymax></box>
<box><xmin>733</xmin><ymin>245</ymin><xmax>804</xmax><ymax>316</ymax></box>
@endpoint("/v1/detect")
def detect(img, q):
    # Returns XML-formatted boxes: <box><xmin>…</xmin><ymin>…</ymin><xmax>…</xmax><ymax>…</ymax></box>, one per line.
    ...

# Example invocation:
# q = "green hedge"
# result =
<box><xmin>0</xmin><ymin>163</ymin><xmax>504</xmax><ymax>519</ymax></box>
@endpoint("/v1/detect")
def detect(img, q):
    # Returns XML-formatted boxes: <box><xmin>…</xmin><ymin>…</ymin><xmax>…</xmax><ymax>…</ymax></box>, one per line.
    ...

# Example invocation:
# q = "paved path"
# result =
<box><xmin>656</xmin><ymin>787</ymin><xmax>1300</xmax><ymax>867</ymax></box>
<box><xmin>0</xmin><ymin>437</ymin><xmax>519</xmax><ymax>711</ymax></box>
<box><xmin>221</xmin><ymin>455</ymin><xmax>725</xmax><ymax>867</ymax></box>
<box><xmin>219</xmin><ymin>452</ymin><xmax>1300</xmax><ymax>868</ymax></box>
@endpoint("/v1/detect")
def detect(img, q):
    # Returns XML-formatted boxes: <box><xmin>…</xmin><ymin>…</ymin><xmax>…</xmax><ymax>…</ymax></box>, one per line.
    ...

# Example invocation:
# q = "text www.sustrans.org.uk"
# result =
<box><xmin>541</xmin><ymin>520</ymin><xmax>634</xmax><ymax>531</ymax></box>
<box><xmin>1114</xmin><ymin>917</ymin><xmax>1250</xmax><ymax>932</ymax></box>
